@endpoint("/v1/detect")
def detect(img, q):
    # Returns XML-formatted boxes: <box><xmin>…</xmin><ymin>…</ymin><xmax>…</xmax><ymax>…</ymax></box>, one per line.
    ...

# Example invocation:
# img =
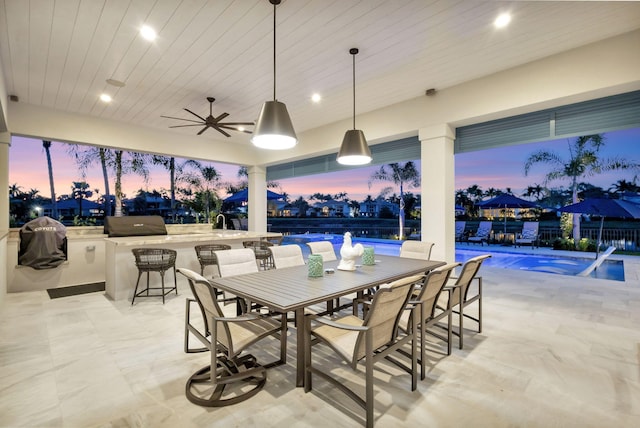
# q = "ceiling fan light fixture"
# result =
<box><xmin>337</xmin><ymin>47</ymin><xmax>372</xmax><ymax>166</ymax></box>
<box><xmin>252</xmin><ymin>100</ymin><xmax>297</xmax><ymax>149</ymax></box>
<box><xmin>252</xmin><ymin>0</ymin><xmax>298</xmax><ymax>150</ymax></box>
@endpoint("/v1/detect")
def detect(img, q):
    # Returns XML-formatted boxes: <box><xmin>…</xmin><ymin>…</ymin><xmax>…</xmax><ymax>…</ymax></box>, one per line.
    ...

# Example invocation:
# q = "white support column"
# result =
<box><xmin>0</xmin><ymin>132</ymin><xmax>9</xmax><ymax>231</ymax></box>
<box><xmin>419</xmin><ymin>124</ymin><xmax>455</xmax><ymax>263</ymax></box>
<box><xmin>247</xmin><ymin>166</ymin><xmax>267</xmax><ymax>232</ymax></box>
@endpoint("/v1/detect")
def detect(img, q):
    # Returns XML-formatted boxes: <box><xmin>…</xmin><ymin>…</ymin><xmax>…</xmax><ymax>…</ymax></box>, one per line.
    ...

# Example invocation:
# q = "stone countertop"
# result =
<box><xmin>104</xmin><ymin>230</ymin><xmax>281</xmax><ymax>247</ymax></box>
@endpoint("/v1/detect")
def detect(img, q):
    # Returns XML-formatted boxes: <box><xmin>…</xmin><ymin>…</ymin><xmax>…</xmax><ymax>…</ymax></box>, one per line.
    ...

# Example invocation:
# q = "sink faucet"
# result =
<box><xmin>216</xmin><ymin>214</ymin><xmax>226</xmax><ymax>230</ymax></box>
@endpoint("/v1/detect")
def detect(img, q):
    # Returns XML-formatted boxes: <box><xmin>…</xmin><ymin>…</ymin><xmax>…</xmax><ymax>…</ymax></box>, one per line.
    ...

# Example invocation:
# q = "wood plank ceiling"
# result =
<box><xmin>1</xmin><ymin>0</ymin><xmax>639</xmax><ymax>145</ymax></box>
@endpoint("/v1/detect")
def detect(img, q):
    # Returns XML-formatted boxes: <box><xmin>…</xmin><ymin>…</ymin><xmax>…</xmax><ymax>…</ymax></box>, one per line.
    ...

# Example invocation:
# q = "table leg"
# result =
<box><xmin>295</xmin><ymin>307</ymin><xmax>305</xmax><ymax>387</ymax></box>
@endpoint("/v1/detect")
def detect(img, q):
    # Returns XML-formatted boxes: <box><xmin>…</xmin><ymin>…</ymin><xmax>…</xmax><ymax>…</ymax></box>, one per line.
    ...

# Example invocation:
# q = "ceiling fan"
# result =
<box><xmin>161</xmin><ymin>97</ymin><xmax>254</xmax><ymax>137</ymax></box>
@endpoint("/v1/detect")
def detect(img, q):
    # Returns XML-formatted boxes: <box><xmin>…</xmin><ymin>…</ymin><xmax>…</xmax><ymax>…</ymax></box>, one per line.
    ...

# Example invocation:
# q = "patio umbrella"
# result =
<box><xmin>558</xmin><ymin>198</ymin><xmax>640</xmax><ymax>258</ymax></box>
<box><xmin>477</xmin><ymin>194</ymin><xmax>539</xmax><ymax>233</ymax></box>
<box><xmin>224</xmin><ymin>188</ymin><xmax>284</xmax><ymax>203</ymax></box>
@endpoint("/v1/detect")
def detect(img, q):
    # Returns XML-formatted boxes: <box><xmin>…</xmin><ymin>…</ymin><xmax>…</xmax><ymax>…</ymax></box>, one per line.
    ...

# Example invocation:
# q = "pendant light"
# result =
<box><xmin>252</xmin><ymin>0</ymin><xmax>297</xmax><ymax>150</ymax></box>
<box><xmin>337</xmin><ymin>48</ymin><xmax>372</xmax><ymax>165</ymax></box>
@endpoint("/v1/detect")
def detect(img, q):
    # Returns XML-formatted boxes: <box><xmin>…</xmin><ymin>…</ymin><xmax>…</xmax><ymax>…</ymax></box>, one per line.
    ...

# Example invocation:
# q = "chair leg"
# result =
<box><xmin>173</xmin><ymin>265</ymin><xmax>178</xmax><ymax>295</ymax></box>
<box><xmin>160</xmin><ymin>271</ymin><xmax>166</xmax><ymax>304</ymax></box>
<box><xmin>131</xmin><ymin>270</ymin><xmax>144</xmax><ymax>305</ymax></box>
<box><xmin>459</xmin><ymin>303</ymin><xmax>464</xmax><ymax>349</ymax></box>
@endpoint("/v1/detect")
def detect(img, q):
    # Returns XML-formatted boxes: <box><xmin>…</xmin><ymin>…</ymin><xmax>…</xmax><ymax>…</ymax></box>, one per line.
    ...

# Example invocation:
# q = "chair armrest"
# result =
<box><xmin>214</xmin><ymin>313</ymin><xmax>280</xmax><ymax>323</ymax></box>
<box><xmin>309</xmin><ymin>315</ymin><xmax>368</xmax><ymax>332</ymax></box>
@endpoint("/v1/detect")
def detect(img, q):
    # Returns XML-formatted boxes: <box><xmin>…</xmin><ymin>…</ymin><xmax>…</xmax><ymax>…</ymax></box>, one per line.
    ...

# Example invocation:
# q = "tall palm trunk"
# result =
<box><xmin>170</xmin><ymin>157</ymin><xmax>176</xmax><ymax>222</ymax></box>
<box><xmin>99</xmin><ymin>148</ymin><xmax>111</xmax><ymax>216</ymax></box>
<box><xmin>571</xmin><ymin>176</ymin><xmax>580</xmax><ymax>247</ymax></box>
<box><xmin>43</xmin><ymin>140</ymin><xmax>57</xmax><ymax>218</ymax></box>
<box><xmin>399</xmin><ymin>182</ymin><xmax>405</xmax><ymax>239</ymax></box>
<box><xmin>114</xmin><ymin>150</ymin><xmax>123</xmax><ymax>217</ymax></box>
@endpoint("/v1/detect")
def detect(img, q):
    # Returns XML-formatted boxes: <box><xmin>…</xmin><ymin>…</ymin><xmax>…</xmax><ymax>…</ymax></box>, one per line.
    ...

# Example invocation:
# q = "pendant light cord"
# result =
<box><xmin>352</xmin><ymin>51</ymin><xmax>356</xmax><ymax>130</ymax></box>
<box><xmin>273</xmin><ymin>1</ymin><xmax>277</xmax><ymax>101</ymax></box>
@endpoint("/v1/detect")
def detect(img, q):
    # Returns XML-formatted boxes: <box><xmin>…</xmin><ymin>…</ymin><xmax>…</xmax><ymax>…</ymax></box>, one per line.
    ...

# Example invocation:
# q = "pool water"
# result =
<box><xmin>281</xmin><ymin>234</ymin><xmax>625</xmax><ymax>281</ymax></box>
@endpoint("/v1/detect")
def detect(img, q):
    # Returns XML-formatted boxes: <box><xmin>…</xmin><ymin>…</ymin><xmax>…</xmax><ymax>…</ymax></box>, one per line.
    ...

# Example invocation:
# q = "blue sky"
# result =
<box><xmin>9</xmin><ymin>127</ymin><xmax>640</xmax><ymax>202</ymax></box>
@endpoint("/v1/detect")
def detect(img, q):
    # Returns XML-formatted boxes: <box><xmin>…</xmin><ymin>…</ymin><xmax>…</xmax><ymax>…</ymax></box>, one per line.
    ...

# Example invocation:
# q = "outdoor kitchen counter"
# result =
<box><xmin>104</xmin><ymin>230</ymin><xmax>281</xmax><ymax>301</ymax></box>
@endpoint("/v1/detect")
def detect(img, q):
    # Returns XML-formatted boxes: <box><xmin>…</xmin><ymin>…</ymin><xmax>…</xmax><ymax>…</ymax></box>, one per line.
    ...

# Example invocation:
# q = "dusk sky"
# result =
<box><xmin>8</xmin><ymin>127</ymin><xmax>640</xmax><ymax>202</ymax></box>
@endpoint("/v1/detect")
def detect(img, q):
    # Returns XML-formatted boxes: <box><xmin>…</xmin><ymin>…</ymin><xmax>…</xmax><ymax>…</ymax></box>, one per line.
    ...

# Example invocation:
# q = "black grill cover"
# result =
<box><xmin>19</xmin><ymin>216</ymin><xmax>67</xmax><ymax>270</ymax></box>
<box><xmin>104</xmin><ymin>215</ymin><xmax>167</xmax><ymax>237</ymax></box>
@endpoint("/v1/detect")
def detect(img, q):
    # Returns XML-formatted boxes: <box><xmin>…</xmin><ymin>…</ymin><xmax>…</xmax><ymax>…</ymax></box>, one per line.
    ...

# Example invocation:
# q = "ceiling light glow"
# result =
<box><xmin>311</xmin><ymin>93</ymin><xmax>321</xmax><ymax>103</ymax></box>
<box><xmin>140</xmin><ymin>25</ymin><xmax>157</xmax><ymax>41</ymax></box>
<box><xmin>494</xmin><ymin>13</ymin><xmax>511</xmax><ymax>29</ymax></box>
<box><xmin>99</xmin><ymin>93</ymin><xmax>112</xmax><ymax>103</ymax></box>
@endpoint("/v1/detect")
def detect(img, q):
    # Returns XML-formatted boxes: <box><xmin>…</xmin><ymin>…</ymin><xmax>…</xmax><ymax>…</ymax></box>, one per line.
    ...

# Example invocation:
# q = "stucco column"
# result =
<box><xmin>0</xmin><ymin>132</ymin><xmax>9</xmax><ymax>231</ymax></box>
<box><xmin>419</xmin><ymin>124</ymin><xmax>455</xmax><ymax>263</ymax></box>
<box><xmin>247</xmin><ymin>166</ymin><xmax>267</xmax><ymax>232</ymax></box>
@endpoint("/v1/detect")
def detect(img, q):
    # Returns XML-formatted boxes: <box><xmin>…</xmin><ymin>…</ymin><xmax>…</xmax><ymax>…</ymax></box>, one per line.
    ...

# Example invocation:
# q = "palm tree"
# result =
<box><xmin>152</xmin><ymin>155</ymin><xmax>179</xmax><ymax>222</ymax></box>
<box><xmin>112</xmin><ymin>150</ymin><xmax>149</xmax><ymax>217</ymax></box>
<box><xmin>68</xmin><ymin>145</ymin><xmax>114</xmax><ymax>217</ymax></box>
<box><xmin>42</xmin><ymin>140</ymin><xmax>58</xmax><ymax>218</ymax></box>
<box><xmin>71</xmin><ymin>181</ymin><xmax>93</xmax><ymax>217</ymax></box>
<box><xmin>368</xmin><ymin>161</ymin><xmax>420</xmax><ymax>239</ymax></box>
<box><xmin>8</xmin><ymin>183</ymin><xmax>22</xmax><ymax>198</ymax></box>
<box><xmin>180</xmin><ymin>160</ymin><xmax>222</xmax><ymax>223</ymax></box>
<box><xmin>525</xmin><ymin>134</ymin><xmax>640</xmax><ymax>246</ymax></box>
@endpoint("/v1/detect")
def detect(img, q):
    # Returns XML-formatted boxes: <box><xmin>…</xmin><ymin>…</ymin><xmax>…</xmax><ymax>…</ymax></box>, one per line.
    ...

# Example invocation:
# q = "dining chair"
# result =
<box><xmin>400</xmin><ymin>240</ymin><xmax>434</xmax><ymax>260</ymax></box>
<box><xmin>269</xmin><ymin>244</ymin><xmax>305</xmax><ymax>269</ymax></box>
<box><xmin>440</xmin><ymin>254</ymin><xmax>491</xmax><ymax>349</ymax></box>
<box><xmin>177</xmin><ymin>268</ymin><xmax>286</xmax><ymax>407</ymax></box>
<box><xmin>304</xmin><ymin>274</ymin><xmax>418</xmax><ymax>428</ymax></box>
<box><xmin>185</xmin><ymin>248</ymin><xmax>259</xmax><ymax>353</ymax></box>
<box><xmin>194</xmin><ymin>244</ymin><xmax>232</xmax><ymax>277</ymax></box>
<box><xmin>305</xmin><ymin>240</ymin><xmax>337</xmax><ymax>262</ymax></box>
<box><xmin>397</xmin><ymin>263</ymin><xmax>460</xmax><ymax>379</ymax></box>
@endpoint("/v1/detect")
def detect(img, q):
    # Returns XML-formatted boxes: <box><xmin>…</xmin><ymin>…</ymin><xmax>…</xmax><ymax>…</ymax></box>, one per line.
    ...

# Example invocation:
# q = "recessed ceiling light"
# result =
<box><xmin>140</xmin><ymin>25</ymin><xmax>157</xmax><ymax>41</ymax></box>
<box><xmin>311</xmin><ymin>93</ymin><xmax>322</xmax><ymax>103</ymax></box>
<box><xmin>237</xmin><ymin>126</ymin><xmax>245</xmax><ymax>132</ymax></box>
<box><xmin>494</xmin><ymin>13</ymin><xmax>511</xmax><ymax>29</ymax></box>
<box><xmin>99</xmin><ymin>93</ymin><xmax>112</xmax><ymax>103</ymax></box>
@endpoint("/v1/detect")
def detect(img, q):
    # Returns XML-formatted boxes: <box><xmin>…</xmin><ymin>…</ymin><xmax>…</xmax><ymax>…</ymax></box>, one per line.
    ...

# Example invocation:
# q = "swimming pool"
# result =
<box><xmin>281</xmin><ymin>234</ymin><xmax>625</xmax><ymax>281</ymax></box>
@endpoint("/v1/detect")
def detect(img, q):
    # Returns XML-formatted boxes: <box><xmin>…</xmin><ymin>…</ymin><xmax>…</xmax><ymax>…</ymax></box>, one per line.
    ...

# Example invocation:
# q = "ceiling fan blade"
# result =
<box><xmin>214</xmin><ymin>112</ymin><xmax>229</xmax><ymax>122</ymax></box>
<box><xmin>219</xmin><ymin>122</ymin><xmax>255</xmax><ymax>126</ymax></box>
<box><xmin>213</xmin><ymin>126</ymin><xmax>231</xmax><ymax>137</ymax></box>
<box><xmin>160</xmin><ymin>115</ymin><xmax>203</xmax><ymax>124</ymax></box>
<box><xmin>219</xmin><ymin>125</ymin><xmax>252</xmax><ymax>134</ymax></box>
<box><xmin>197</xmin><ymin>125</ymin><xmax>210</xmax><ymax>135</ymax></box>
<box><xmin>169</xmin><ymin>124</ymin><xmax>206</xmax><ymax>128</ymax></box>
<box><xmin>184</xmin><ymin>108</ymin><xmax>207</xmax><ymax>122</ymax></box>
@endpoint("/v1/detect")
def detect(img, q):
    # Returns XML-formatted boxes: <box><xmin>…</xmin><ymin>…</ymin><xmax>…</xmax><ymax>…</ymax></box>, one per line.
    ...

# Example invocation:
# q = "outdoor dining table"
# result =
<box><xmin>208</xmin><ymin>254</ymin><xmax>446</xmax><ymax>387</ymax></box>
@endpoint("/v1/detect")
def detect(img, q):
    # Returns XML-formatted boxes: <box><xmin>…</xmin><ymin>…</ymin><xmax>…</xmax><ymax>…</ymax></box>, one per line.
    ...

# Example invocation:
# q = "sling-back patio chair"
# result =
<box><xmin>305</xmin><ymin>240</ymin><xmax>338</xmax><ymax>261</ymax></box>
<box><xmin>400</xmin><ymin>240</ymin><xmax>435</xmax><ymax>260</ymax></box>
<box><xmin>185</xmin><ymin>249</ymin><xmax>259</xmax><ymax>353</ymax></box>
<box><xmin>304</xmin><ymin>274</ymin><xmax>418</xmax><ymax>428</ymax></box>
<box><xmin>439</xmin><ymin>254</ymin><xmax>491</xmax><ymax>349</ymax></box>
<box><xmin>514</xmin><ymin>221</ymin><xmax>539</xmax><ymax>248</ymax></box>
<box><xmin>269</xmin><ymin>244</ymin><xmax>305</xmax><ymax>269</ymax></box>
<box><xmin>467</xmin><ymin>221</ymin><xmax>492</xmax><ymax>245</ymax></box>
<box><xmin>397</xmin><ymin>263</ymin><xmax>460</xmax><ymax>379</ymax></box>
<box><xmin>178</xmin><ymin>268</ymin><xmax>286</xmax><ymax>407</ymax></box>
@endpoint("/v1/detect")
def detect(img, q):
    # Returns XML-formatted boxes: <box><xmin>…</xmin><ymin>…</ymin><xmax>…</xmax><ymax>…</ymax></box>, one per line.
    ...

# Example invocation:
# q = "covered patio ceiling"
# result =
<box><xmin>1</xmin><ymin>0</ymin><xmax>640</xmax><ymax>161</ymax></box>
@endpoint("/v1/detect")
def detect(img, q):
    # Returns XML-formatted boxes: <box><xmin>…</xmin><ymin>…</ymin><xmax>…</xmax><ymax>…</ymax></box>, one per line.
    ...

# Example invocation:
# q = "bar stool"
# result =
<box><xmin>194</xmin><ymin>244</ymin><xmax>231</xmax><ymax>277</ymax></box>
<box><xmin>131</xmin><ymin>248</ymin><xmax>177</xmax><ymax>305</ymax></box>
<box><xmin>242</xmin><ymin>240</ymin><xmax>274</xmax><ymax>270</ymax></box>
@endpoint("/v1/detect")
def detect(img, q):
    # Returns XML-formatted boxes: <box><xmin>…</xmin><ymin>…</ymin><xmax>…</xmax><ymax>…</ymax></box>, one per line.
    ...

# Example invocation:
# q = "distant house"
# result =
<box><xmin>308</xmin><ymin>199</ymin><xmax>351</xmax><ymax>217</ymax></box>
<box><xmin>42</xmin><ymin>198</ymin><xmax>102</xmax><ymax>218</ymax></box>
<box><xmin>359</xmin><ymin>197</ymin><xmax>399</xmax><ymax>218</ymax></box>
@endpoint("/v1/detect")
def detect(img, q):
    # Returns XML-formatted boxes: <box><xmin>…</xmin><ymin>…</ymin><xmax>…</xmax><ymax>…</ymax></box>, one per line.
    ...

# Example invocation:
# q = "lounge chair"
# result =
<box><xmin>455</xmin><ymin>221</ymin><xmax>466</xmax><ymax>241</ymax></box>
<box><xmin>514</xmin><ymin>221</ymin><xmax>539</xmax><ymax>248</ymax></box>
<box><xmin>467</xmin><ymin>221</ymin><xmax>492</xmax><ymax>245</ymax></box>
